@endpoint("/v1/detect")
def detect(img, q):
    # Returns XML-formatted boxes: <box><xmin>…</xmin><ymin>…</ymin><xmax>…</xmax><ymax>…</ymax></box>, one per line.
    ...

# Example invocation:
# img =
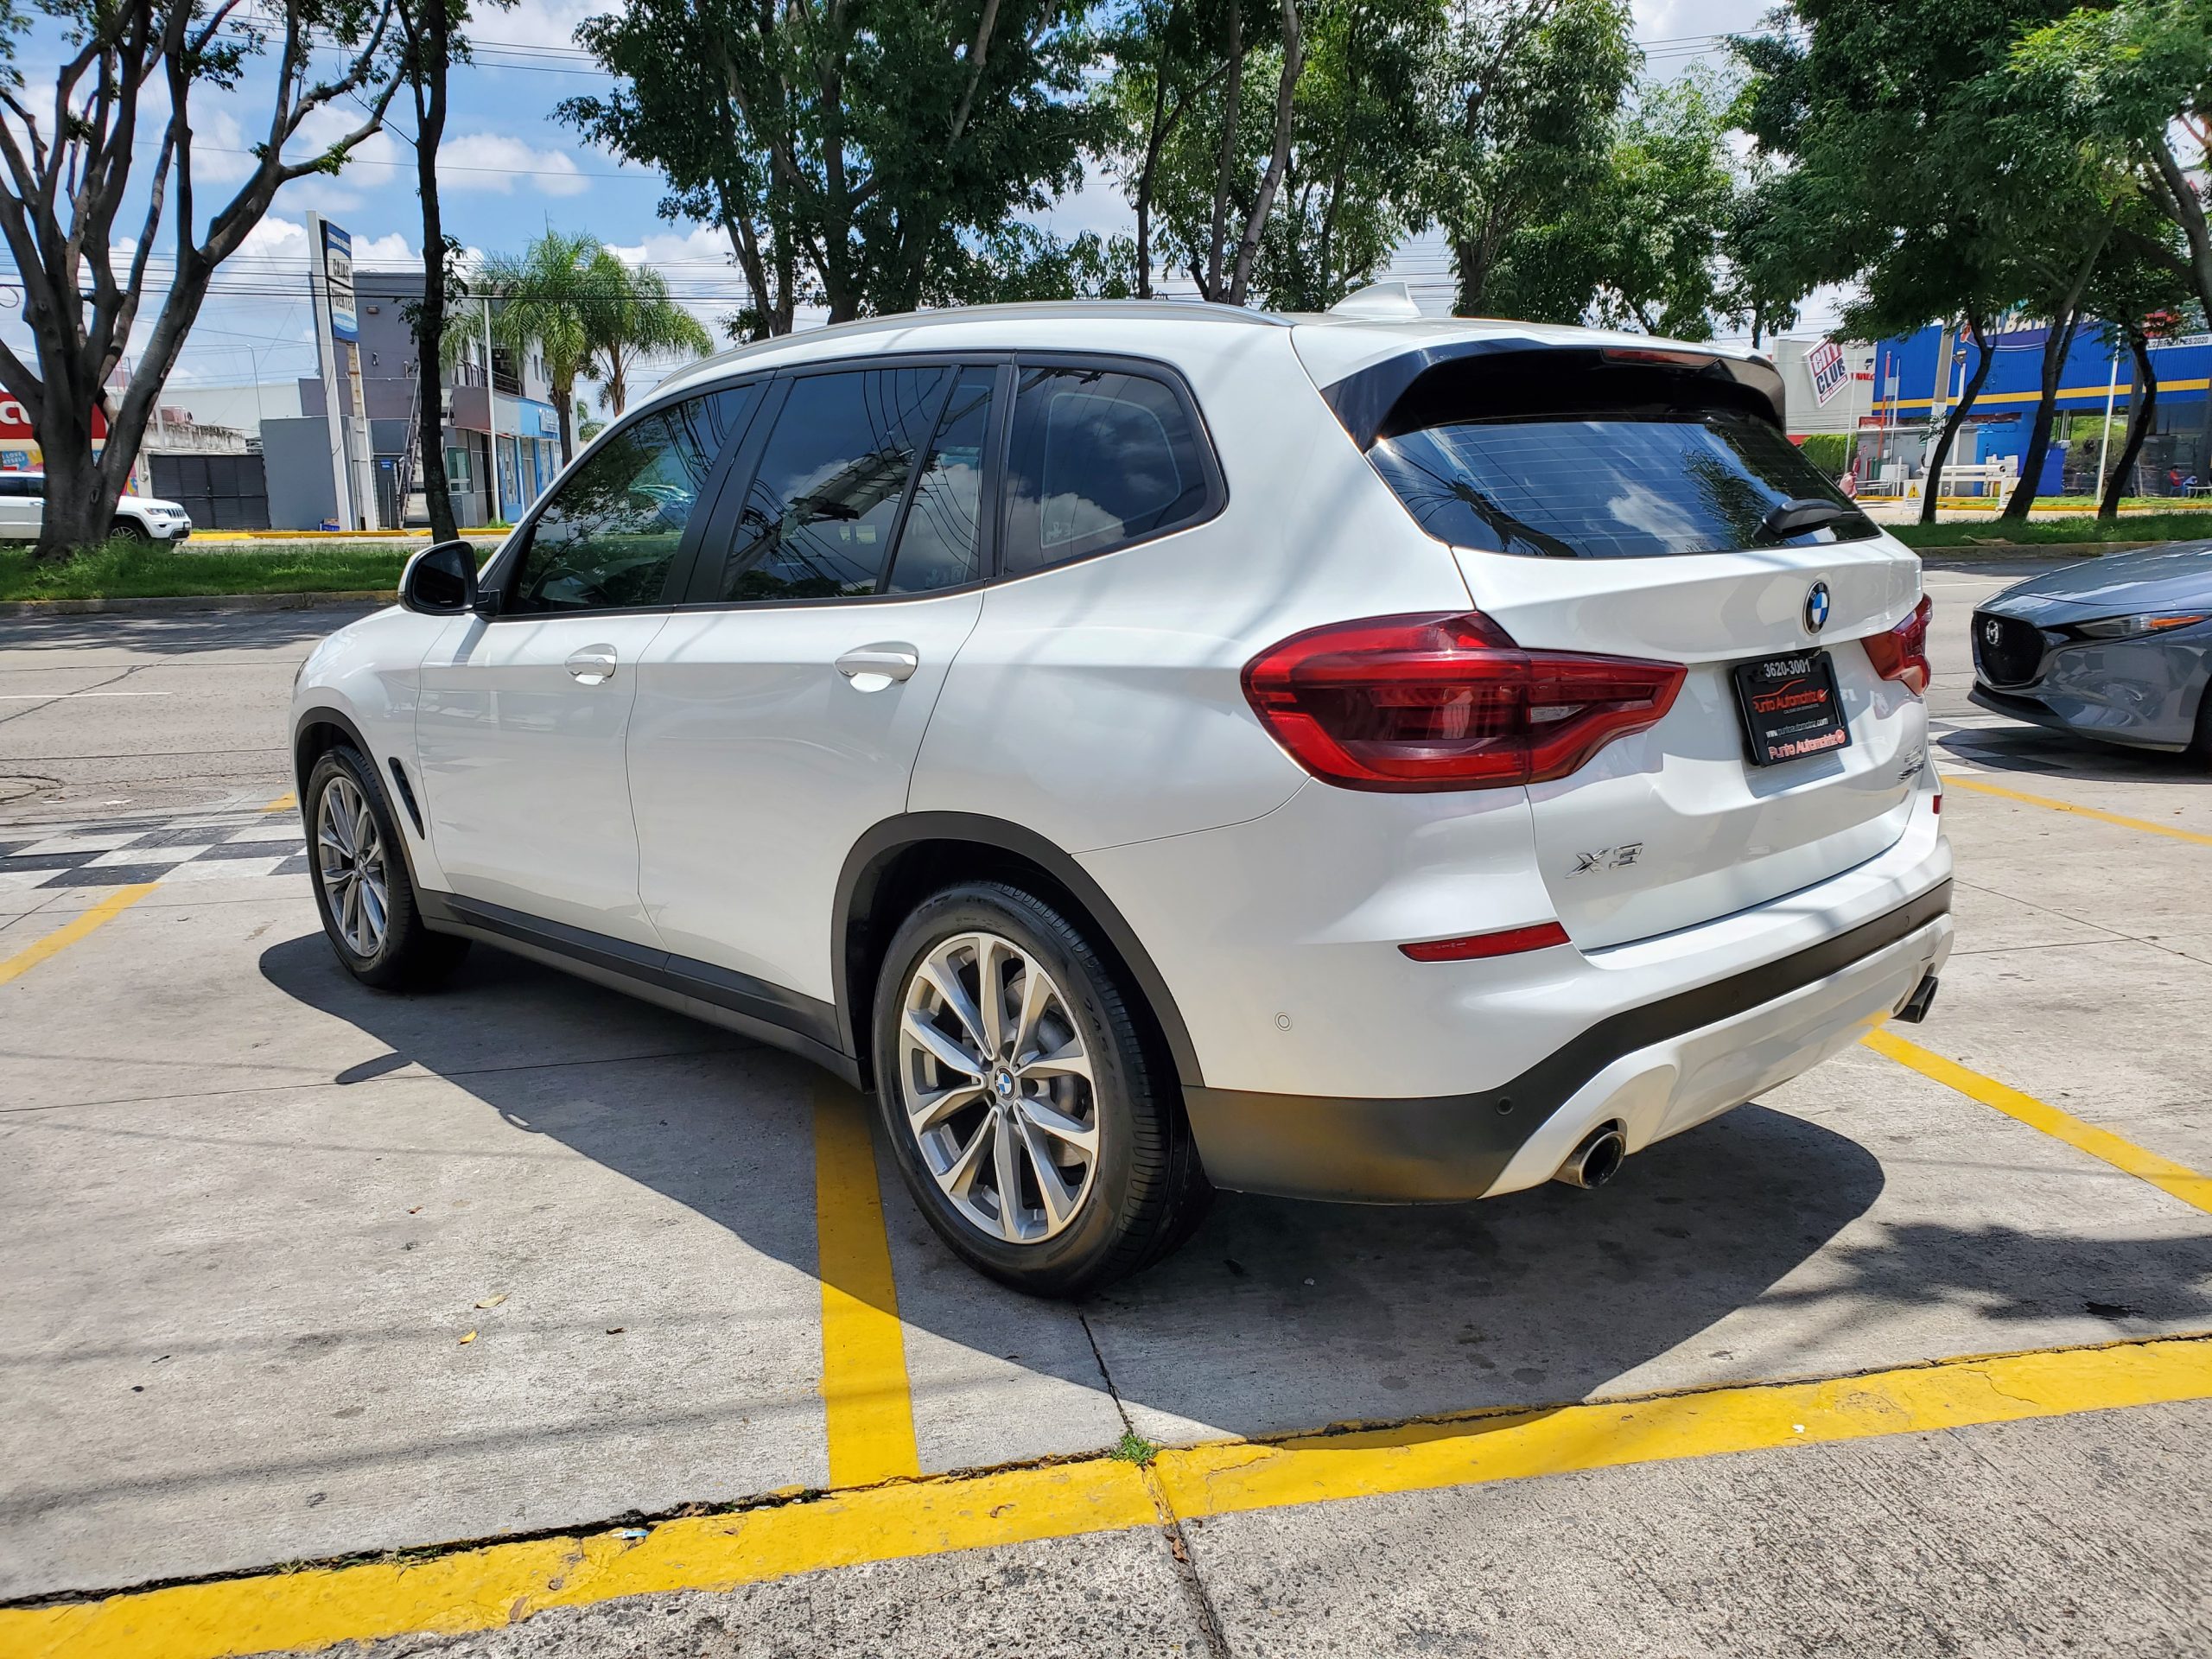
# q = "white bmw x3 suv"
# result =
<box><xmin>291</xmin><ymin>299</ymin><xmax>1952</xmax><ymax>1294</ymax></box>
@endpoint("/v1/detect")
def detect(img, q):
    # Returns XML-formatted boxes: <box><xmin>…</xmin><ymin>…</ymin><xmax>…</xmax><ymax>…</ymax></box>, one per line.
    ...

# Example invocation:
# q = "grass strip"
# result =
<box><xmin>0</xmin><ymin>541</ymin><xmax>410</xmax><ymax>601</ymax></box>
<box><xmin>1888</xmin><ymin>512</ymin><xmax>2212</xmax><ymax>550</ymax></box>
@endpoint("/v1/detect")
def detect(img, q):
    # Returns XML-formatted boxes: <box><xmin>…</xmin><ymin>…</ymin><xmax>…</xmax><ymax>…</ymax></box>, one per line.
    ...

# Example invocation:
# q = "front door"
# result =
<box><xmin>416</xmin><ymin>390</ymin><xmax>756</xmax><ymax>945</ymax></box>
<box><xmin>630</xmin><ymin>363</ymin><xmax>1000</xmax><ymax>1004</ymax></box>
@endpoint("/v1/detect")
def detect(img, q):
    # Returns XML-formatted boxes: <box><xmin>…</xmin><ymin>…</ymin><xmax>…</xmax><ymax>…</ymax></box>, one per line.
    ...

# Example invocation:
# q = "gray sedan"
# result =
<box><xmin>1971</xmin><ymin>542</ymin><xmax>2212</xmax><ymax>758</ymax></box>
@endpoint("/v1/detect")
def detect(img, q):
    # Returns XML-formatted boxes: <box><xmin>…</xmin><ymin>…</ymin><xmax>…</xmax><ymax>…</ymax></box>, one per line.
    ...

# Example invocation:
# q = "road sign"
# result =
<box><xmin>321</xmin><ymin>222</ymin><xmax>358</xmax><ymax>343</ymax></box>
<box><xmin>1808</xmin><ymin>340</ymin><xmax>1848</xmax><ymax>406</ymax></box>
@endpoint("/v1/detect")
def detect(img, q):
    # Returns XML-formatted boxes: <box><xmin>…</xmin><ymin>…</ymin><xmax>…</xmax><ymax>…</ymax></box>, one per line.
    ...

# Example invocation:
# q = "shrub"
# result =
<box><xmin>1797</xmin><ymin>431</ymin><xmax>1853</xmax><ymax>479</ymax></box>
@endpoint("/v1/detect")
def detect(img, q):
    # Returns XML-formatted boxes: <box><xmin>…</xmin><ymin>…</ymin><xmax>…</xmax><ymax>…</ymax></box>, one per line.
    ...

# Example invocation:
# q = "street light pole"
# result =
<box><xmin>483</xmin><ymin>295</ymin><xmax>500</xmax><ymax>524</ymax></box>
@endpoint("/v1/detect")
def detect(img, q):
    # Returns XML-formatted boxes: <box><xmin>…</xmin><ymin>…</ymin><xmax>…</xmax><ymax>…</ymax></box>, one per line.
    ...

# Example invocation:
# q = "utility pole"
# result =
<box><xmin>2095</xmin><ymin>343</ymin><xmax>2121</xmax><ymax>499</ymax></box>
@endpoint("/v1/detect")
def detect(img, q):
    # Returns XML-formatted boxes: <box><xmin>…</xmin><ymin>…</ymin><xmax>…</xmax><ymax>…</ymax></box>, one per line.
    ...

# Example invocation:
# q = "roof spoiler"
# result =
<box><xmin>1320</xmin><ymin>340</ymin><xmax>1789</xmax><ymax>450</ymax></box>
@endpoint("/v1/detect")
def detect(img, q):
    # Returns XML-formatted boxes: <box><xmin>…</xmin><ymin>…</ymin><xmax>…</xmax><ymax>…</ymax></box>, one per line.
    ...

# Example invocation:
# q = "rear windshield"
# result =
<box><xmin>1368</xmin><ymin>410</ymin><xmax>1877</xmax><ymax>559</ymax></box>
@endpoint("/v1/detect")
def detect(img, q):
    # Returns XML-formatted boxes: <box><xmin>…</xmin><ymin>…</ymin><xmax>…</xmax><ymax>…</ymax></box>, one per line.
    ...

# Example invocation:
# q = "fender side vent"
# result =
<box><xmin>387</xmin><ymin>758</ymin><xmax>426</xmax><ymax>837</ymax></box>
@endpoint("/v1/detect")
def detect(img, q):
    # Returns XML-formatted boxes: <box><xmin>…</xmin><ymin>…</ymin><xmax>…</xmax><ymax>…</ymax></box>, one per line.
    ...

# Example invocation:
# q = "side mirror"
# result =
<box><xmin>399</xmin><ymin>540</ymin><xmax>482</xmax><ymax>615</ymax></box>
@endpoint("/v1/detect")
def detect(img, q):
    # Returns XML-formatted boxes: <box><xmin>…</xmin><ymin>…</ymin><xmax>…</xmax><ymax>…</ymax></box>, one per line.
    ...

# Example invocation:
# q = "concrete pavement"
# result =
<box><xmin>3</xmin><ymin>574</ymin><xmax>2211</xmax><ymax>1655</ymax></box>
<box><xmin>0</xmin><ymin>605</ymin><xmax>374</xmax><ymax>823</ymax></box>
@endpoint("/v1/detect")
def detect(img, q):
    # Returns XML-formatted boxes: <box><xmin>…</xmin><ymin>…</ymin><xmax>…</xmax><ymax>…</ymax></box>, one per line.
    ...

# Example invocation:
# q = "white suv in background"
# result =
<box><xmin>0</xmin><ymin>473</ymin><xmax>194</xmax><ymax>543</ymax></box>
<box><xmin>290</xmin><ymin>298</ymin><xmax>1952</xmax><ymax>1294</ymax></box>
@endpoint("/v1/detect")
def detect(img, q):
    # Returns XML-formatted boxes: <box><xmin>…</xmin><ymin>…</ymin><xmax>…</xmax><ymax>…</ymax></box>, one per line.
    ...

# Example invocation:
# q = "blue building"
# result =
<box><xmin>1863</xmin><ymin>321</ymin><xmax>2210</xmax><ymax>496</ymax></box>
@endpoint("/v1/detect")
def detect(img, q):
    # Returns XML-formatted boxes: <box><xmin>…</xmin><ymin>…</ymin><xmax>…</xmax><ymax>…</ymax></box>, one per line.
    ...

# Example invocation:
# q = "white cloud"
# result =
<box><xmin>603</xmin><ymin>223</ymin><xmax>740</xmax><ymax>334</ymax></box>
<box><xmin>436</xmin><ymin>131</ymin><xmax>591</xmax><ymax>196</ymax></box>
<box><xmin>188</xmin><ymin>105</ymin><xmax>259</xmax><ymax>188</ymax></box>
<box><xmin>479</xmin><ymin>0</ymin><xmax>599</xmax><ymax>51</ymax></box>
<box><xmin>1028</xmin><ymin>159</ymin><xmax>1129</xmax><ymax>242</ymax></box>
<box><xmin>239</xmin><ymin>213</ymin><xmax>417</xmax><ymax>268</ymax></box>
<box><xmin>603</xmin><ymin>223</ymin><xmax>734</xmax><ymax>268</ymax></box>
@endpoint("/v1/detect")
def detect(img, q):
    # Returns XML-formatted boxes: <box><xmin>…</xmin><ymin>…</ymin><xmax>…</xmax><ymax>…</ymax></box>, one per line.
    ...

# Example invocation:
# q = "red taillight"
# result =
<box><xmin>1864</xmin><ymin>594</ymin><xmax>1932</xmax><ymax>696</ymax></box>
<box><xmin>1241</xmin><ymin>612</ymin><xmax>1686</xmax><ymax>791</ymax></box>
<box><xmin>1401</xmin><ymin>921</ymin><xmax>1572</xmax><ymax>962</ymax></box>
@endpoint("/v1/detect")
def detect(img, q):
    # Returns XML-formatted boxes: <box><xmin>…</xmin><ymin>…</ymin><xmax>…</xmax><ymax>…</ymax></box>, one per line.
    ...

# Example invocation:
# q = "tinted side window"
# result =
<box><xmin>703</xmin><ymin>367</ymin><xmax>952</xmax><ymax>603</ymax></box>
<box><xmin>506</xmin><ymin>390</ymin><xmax>749</xmax><ymax>614</ymax></box>
<box><xmin>1002</xmin><ymin>367</ymin><xmax>1212</xmax><ymax>575</ymax></box>
<box><xmin>884</xmin><ymin>367</ymin><xmax>994</xmax><ymax>596</ymax></box>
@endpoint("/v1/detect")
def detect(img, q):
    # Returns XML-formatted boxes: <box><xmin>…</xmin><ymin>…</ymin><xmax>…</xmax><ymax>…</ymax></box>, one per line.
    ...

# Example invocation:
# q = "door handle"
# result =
<box><xmin>565</xmin><ymin>646</ymin><xmax>619</xmax><ymax>685</ymax></box>
<box><xmin>835</xmin><ymin>643</ymin><xmax>920</xmax><ymax>686</ymax></box>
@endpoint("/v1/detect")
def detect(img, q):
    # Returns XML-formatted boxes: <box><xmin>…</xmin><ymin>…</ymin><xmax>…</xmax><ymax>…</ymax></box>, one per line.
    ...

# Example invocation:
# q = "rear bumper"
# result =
<box><xmin>1182</xmin><ymin>880</ymin><xmax>1952</xmax><ymax>1202</ymax></box>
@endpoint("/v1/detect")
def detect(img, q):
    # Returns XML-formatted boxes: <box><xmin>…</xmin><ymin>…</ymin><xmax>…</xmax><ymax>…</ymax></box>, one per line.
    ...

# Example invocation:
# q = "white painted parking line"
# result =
<box><xmin>85</xmin><ymin>846</ymin><xmax>208</xmax><ymax>868</ymax></box>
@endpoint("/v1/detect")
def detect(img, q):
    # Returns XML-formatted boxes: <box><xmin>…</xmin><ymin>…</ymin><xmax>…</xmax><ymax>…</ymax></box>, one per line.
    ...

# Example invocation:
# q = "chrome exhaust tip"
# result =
<box><xmin>1893</xmin><ymin>973</ymin><xmax>1940</xmax><ymax>1025</ymax></box>
<box><xmin>1554</xmin><ymin>1124</ymin><xmax>1626</xmax><ymax>1190</ymax></box>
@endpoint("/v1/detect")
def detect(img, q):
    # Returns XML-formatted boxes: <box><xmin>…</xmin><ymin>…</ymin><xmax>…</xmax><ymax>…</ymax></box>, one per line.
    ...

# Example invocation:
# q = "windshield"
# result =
<box><xmin>1368</xmin><ymin>410</ymin><xmax>1877</xmax><ymax>559</ymax></box>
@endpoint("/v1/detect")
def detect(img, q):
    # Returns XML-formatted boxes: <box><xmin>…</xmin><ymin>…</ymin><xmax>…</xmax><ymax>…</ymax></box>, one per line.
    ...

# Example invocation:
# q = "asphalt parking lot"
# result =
<box><xmin>3</xmin><ymin>565</ymin><xmax>2210</xmax><ymax>1656</ymax></box>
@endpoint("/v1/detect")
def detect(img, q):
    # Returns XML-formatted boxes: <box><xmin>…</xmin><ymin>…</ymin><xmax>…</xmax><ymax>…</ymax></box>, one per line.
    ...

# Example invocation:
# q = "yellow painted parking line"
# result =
<box><xmin>1153</xmin><ymin>1332</ymin><xmax>2212</xmax><ymax>1521</ymax></box>
<box><xmin>1942</xmin><ymin>773</ymin><xmax>2212</xmax><ymax>848</ymax></box>
<box><xmin>812</xmin><ymin>1079</ymin><xmax>920</xmax><ymax>1487</ymax></box>
<box><xmin>0</xmin><ymin>883</ymin><xmax>158</xmax><ymax>988</ymax></box>
<box><xmin>1866</xmin><ymin>1028</ymin><xmax>2212</xmax><ymax>1217</ymax></box>
<box><xmin>6</xmin><ymin>1333</ymin><xmax>2208</xmax><ymax>1659</ymax></box>
<box><xmin>259</xmin><ymin>791</ymin><xmax>296</xmax><ymax>814</ymax></box>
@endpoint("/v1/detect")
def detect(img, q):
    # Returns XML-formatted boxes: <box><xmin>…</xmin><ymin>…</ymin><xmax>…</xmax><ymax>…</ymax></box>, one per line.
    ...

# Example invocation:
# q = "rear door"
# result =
<box><xmin>1353</xmin><ymin>348</ymin><xmax>1925</xmax><ymax>948</ymax></box>
<box><xmin>627</xmin><ymin>361</ymin><xmax>998</xmax><ymax>1003</ymax></box>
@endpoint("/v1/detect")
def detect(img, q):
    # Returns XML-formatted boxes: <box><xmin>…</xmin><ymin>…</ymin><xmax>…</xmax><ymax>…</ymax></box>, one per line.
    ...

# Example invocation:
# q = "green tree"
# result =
<box><xmin>1116</xmin><ymin>0</ymin><xmax>1310</xmax><ymax>305</ymax></box>
<box><xmin>582</xmin><ymin>254</ymin><xmax>713</xmax><ymax>417</ymax></box>
<box><xmin>1718</xmin><ymin>147</ymin><xmax>1802</xmax><ymax>347</ymax></box>
<box><xmin>2075</xmin><ymin>206</ymin><xmax>2196</xmax><ymax>518</ymax></box>
<box><xmin>1480</xmin><ymin>66</ymin><xmax>1740</xmax><ymax>337</ymax></box>
<box><xmin>1431</xmin><ymin>0</ymin><xmax>1637</xmax><ymax>319</ymax></box>
<box><xmin>1729</xmin><ymin>0</ymin><xmax>2125</xmax><ymax>521</ymax></box>
<box><xmin>563</xmin><ymin>0</ymin><xmax>1102</xmax><ymax>326</ymax></box>
<box><xmin>395</xmin><ymin>0</ymin><xmax>511</xmax><ymax>542</ymax></box>
<box><xmin>1099</xmin><ymin>0</ymin><xmax>1223</xmax><ymax>297</ymax></box>
<box><xmin>1834</xmin><ymin>238</ymin><xmax>2015</xmax><ymax>523</ymax></box>
<box><xmin>919</xmin><ymin>226</ymin><xmax>1136</xmax><ymax>306</ymax></box>
<box><xmin>1253</xmin><ymin>0</ymin><xmax>1442</xmax><ymax>311</ymax></box>
<box><xmin>2013</xmin><ymin>0</ymin><xmax>2212</xmax><ymax>349</ymax></box>
<box><xmin>0</xmin><ymin>0</ymin><xmax>403</xmax><ymax>559</ymax></box>
<box><xmin>478</xmin><ymin>232</ymin><xmax>605</xmax><ymax>466</ymax></box>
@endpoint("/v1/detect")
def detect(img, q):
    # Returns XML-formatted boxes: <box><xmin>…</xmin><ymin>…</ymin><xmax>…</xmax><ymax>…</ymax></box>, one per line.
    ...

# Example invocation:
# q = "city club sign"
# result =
<box><xmin>1</xmin><ymin>396</ymin><xmax>109</xmax><ymax>461</ymax></box>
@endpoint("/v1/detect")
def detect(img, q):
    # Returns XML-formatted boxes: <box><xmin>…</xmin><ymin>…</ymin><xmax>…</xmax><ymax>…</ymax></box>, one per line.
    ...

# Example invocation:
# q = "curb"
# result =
<box><xmin>0</xmin><ymin>590</ymin><xmax>394</xmax><ymax>617</ymax></box>
<box><xmin>1909</xmin><ymin>540</ymin><xmax>2171</xmax><ymax>561</ymax></box>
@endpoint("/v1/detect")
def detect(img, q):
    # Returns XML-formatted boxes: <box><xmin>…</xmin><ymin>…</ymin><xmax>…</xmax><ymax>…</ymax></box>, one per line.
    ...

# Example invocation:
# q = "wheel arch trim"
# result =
<box><xmin>834</xmin><ymin>812</ymin><xmax>1206</xmax><ymax>1090</ymax></box>
<box><xmin>292</xmin><ymin>702</ymin><xmax>432</xmax><ymax>895</ymax></box>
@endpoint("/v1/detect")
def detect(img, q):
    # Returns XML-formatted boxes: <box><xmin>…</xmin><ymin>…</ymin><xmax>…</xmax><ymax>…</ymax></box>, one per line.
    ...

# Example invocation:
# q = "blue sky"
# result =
<box><xmin>1</xmin><ymin>0</ymin><xmax>1783</xmax><ymax>414</ymax></box>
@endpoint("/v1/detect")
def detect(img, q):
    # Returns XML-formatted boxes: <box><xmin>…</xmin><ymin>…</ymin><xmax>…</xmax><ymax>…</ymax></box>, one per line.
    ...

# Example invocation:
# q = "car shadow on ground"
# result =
<box><xmin>1939</xmin><ymin>723</ymin><xmax>2211</xmax><ymax>785</ymax></box>
<box><xmin>258</xmin><ymin>934</ymin><xmax>2212</xmax><ymax>1449</ymax></box>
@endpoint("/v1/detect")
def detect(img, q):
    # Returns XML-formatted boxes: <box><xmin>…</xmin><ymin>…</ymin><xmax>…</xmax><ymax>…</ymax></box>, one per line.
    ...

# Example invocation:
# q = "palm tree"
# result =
<box><xmin>582</xmin><ymin>249</ymin><xmax>714</xmax><ymax>416</ymax></box>
<box><xmin>476</xmin><ymin>232</ymin><xmax>602</xmax><ymax>467</ymax></box>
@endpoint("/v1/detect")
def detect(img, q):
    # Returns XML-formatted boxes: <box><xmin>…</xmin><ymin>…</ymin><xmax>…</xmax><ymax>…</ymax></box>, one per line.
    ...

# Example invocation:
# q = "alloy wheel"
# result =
<box><xmin>316</xmin><ymin>774</ymin><xmax>389</xmax><ymax>958</ymax></box>
<box><xmin>895</xmin><ymin>931</ymin><xmax>1100</xmax><ymax>1244</ymax></box>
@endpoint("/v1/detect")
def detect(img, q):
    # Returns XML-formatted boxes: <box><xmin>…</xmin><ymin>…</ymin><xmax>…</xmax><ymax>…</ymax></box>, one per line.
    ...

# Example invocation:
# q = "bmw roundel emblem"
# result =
<box><xmin>1805</xmin><ymin>581</ymin><xmax>1832</xmax><ymax>634</ymax></box>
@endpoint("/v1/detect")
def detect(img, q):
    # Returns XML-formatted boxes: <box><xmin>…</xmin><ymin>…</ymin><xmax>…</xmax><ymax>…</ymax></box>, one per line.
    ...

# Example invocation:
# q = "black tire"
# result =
<box><xmin>106</xmin><ymin>518</ymin><xmax>150</xmax><ymax>544</ymax></box>
<box><xmin>2192</xmin><ymin>683</ymin><xmax>2212</xmax><ymax>766</ymax></box>
<box><xmin>304</xmin><ymin>744</ymin><xmax>468</xmax><ymax>990</ymax></box>
<box><xmin>870</xmin><ymin>881</ymin><xmax>1211</xmax><ymax>1298</ymax></box>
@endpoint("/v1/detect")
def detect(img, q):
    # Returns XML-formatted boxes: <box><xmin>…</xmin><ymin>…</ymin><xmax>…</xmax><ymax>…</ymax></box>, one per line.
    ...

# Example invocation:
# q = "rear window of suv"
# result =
<box><xmin>1368</xmin><ymin>410</ymin><xmax>1877</xmax><ymax>559</ymax></box>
